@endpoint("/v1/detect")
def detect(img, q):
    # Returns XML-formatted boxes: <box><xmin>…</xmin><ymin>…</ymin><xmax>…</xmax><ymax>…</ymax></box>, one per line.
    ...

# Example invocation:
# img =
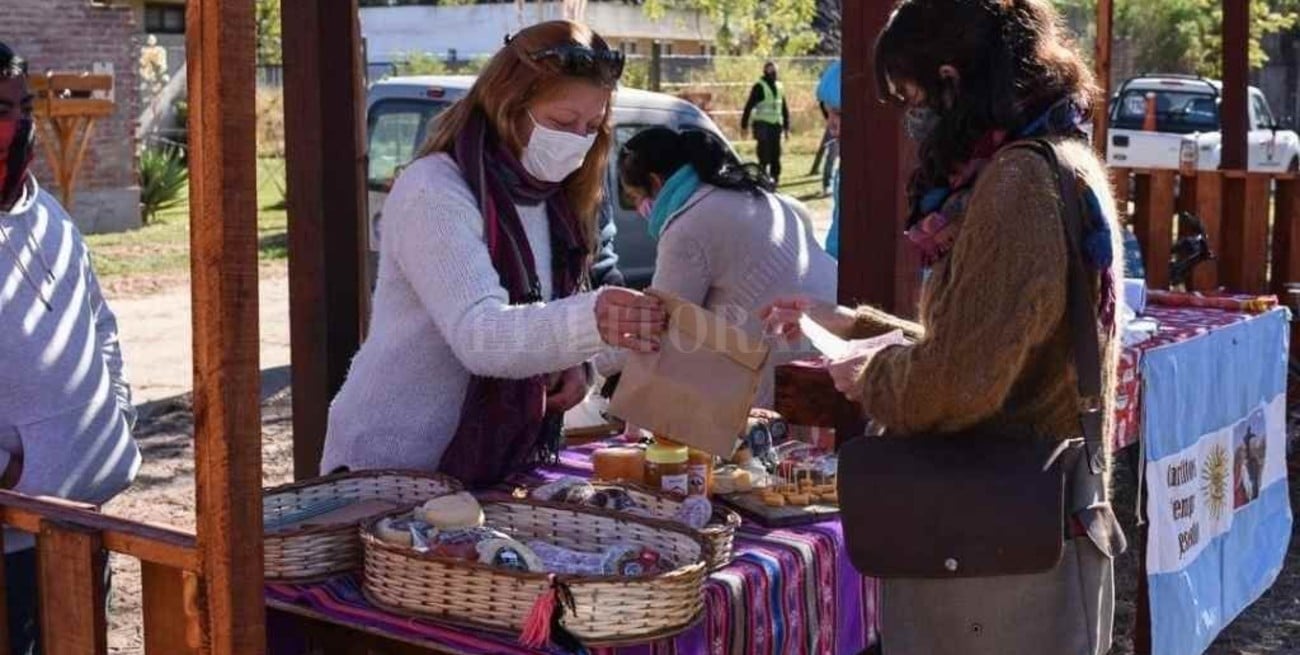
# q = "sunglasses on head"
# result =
<box><xmin>527</xmin><ymin>44</ymin><xmax>625</xmax><ymax>86</ymax></box>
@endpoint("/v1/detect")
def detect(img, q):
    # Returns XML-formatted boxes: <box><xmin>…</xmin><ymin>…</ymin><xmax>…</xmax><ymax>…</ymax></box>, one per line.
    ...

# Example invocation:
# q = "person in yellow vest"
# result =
<box><xmin>741</xmin><ymin>61</ymin><xmax>791</xmax><ymax>185</ymax></box>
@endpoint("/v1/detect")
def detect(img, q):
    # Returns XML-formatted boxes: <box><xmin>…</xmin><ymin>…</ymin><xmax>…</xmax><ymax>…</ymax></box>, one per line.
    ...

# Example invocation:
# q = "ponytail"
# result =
<box><xmin>620</xmin><ymin>127</ymin><xmax>773</xmax><ymax>196</ymax></box>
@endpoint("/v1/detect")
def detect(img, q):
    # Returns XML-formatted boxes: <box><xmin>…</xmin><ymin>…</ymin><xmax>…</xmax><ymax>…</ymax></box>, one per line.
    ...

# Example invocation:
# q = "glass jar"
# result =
<box><xmin>644</xmin><ymin>440</ymin><xmax>689</xmax><ymax>495</ymax></box>
<box><xmin>686</xmin><ymin>449</ymin><xmax>713</xmax><ymax>496</ymax></box>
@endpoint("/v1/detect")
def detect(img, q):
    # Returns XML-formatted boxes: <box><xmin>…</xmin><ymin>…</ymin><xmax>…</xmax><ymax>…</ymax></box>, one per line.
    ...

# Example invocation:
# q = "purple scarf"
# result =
<box><xmin>436</xmin><ymin>109</ymin><xmax>589</xmax><ymax>489</ymax></box>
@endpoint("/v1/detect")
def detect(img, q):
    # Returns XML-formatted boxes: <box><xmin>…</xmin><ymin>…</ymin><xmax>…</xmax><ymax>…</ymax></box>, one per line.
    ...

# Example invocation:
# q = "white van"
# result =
<box><xmin>366</xmin><ymin>75</ymin><xmax>730</xmax><ymax>288</ymax></box>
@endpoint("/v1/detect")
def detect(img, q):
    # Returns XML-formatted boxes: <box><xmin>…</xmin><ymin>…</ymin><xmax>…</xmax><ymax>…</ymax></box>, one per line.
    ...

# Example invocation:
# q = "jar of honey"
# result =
<box><xmin>686</xmin><ymin>449</ymin><xmax>713</xmax><ymax>496</ymax></box>
<box><xmin>644</xmin><ymin>440</ymin><xmax>689</xmax><ymax>495</ymax></box>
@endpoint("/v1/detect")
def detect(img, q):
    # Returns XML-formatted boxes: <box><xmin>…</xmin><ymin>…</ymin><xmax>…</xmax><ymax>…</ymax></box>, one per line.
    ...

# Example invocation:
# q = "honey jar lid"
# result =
<box><xmin>645</xmin><ymin>440</ymin><xmax>689</xmax><ymax>464</ymax></box>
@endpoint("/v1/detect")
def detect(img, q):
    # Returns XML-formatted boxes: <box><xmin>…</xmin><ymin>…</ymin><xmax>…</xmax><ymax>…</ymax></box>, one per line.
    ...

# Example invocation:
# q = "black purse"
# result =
<box><xmin>837</xmin><ymin>139</ymin><xmax>1107</xmax><ymax>579</ymax></box>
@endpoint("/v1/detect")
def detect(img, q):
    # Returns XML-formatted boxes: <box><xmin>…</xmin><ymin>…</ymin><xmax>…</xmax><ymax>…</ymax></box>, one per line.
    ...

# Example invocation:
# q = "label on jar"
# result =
<box><xmin>687</xmin><ymin>464</ymin><xmax>709</xmax><ymax>496</ymax></box>
<box><xmin>660</xmin><ymin>473</ymin><xmax>689</xmax><ymax>495</ymax></box>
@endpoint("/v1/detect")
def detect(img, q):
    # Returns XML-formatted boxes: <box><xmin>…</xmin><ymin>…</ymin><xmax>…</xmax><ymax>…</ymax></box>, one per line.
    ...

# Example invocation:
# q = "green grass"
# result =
<box><xmin>85</xmin><ymin>157</ymin><xmax>290</xmax><ymax>279</ymax></box>
<box><xmin>733</xmin><ymin>133</ymin><xmax>834</xmax><ymax>221</ymax></box>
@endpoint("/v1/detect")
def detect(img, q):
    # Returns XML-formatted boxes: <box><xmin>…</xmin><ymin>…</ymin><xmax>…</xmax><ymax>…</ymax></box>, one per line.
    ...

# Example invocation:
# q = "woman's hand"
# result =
<box><xmin>760</xmin><ymin>296</ymin><xmax>856</xmax><ymax>342</ymax></box>
<box><xmin>595</xmin><ymin>288</ymin><xmax>665</xmax><ymax>352</ymax></box>
<box><xmin>827</xmin><ymin>331</ymin><xmax>910</xmax><ymax>399</ymax></box>
<box><xmin>546</xmin><ymin>366</ymin><xmax>589</xmax><ymax>414</ymax></box>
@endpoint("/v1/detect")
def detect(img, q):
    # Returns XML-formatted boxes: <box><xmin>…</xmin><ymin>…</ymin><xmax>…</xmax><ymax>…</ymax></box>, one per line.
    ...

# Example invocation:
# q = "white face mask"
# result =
<box><xmin>521</xmin><ymin>112</ymin><xmax>597</xmax><ymax>183</ymax></box>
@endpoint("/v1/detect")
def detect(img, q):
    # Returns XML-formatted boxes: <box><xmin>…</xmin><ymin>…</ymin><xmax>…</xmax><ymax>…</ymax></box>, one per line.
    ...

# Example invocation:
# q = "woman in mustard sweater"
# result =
<box><xmin>765</xmin><ymin>1</ymin><xmax>1125</xmax><ymax>653</ymax></box>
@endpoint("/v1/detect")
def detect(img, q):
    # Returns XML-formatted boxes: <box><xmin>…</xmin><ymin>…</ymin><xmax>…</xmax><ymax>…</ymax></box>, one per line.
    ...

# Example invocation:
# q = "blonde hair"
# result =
<box><xmin>419</xmin><ymin>20</ymin><xmax>616</xmax><ymax>250</ymax></box>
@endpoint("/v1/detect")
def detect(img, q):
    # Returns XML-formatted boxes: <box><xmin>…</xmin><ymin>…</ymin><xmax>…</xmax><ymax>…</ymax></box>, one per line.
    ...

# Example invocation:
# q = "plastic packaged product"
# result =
<box><xmin>531</xmin><ymin>476</ymin><xmax>597</xmax><ymax>504</ymax></box>
<box><xmin>672</xmin><ymin>495</ymin><xmax>713</xmax><ymax>529</ymax></box>
<box><xmin>374</xmin><ymin>515</ymin><xmax>432</xmax><ymax>548</ymax></box>
<box><xmin>476</xmin><ymin>538</ymin><xmax>544</xmax><ymax>572</ymax></box>
<box><xmin>527</xmin><ymin>540</ymin><xmax>609</xmax><ymax>576</ymax></box>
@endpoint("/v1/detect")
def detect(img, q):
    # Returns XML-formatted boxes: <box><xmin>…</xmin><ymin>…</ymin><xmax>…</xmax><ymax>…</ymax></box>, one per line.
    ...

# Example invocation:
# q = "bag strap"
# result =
<box><xmin>1010</xmin><ymin>139</ymin><xmax>1106</xmax><ymax>475</ymax></box>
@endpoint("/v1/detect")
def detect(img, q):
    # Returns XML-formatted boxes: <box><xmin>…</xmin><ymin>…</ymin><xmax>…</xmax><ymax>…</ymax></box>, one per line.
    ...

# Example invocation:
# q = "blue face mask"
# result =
<box><xmin>903</xmin><ymin>107</ymin><xmax>940</xmax><ymax>143</ymax></box>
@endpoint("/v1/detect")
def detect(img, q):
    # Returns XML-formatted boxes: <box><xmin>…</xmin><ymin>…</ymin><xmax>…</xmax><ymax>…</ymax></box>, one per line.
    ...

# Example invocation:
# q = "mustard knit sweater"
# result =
<box><xmin>848</xmin><ymin>140</ymin><xmax>1123</xmax><ymax>454</ymax></box>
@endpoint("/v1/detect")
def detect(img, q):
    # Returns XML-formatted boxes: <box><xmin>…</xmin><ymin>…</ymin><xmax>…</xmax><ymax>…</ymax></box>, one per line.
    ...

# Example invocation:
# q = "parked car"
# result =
<box><xmin>365</xmin><ymin>75</ymin><xmax>730</xmax><ymax>289</ymax></box>
<box><xmin>1105</xmin><ymin>75</ymin><xmax>1300</xmax><ymax>173</ymax></box>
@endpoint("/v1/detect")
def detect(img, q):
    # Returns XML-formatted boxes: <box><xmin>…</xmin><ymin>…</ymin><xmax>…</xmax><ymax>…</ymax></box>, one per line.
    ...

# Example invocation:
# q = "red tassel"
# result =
<box><xmin>519</xmin><ymin>575</ymin><xmax>558</xmax><ymax>648</ymax></box>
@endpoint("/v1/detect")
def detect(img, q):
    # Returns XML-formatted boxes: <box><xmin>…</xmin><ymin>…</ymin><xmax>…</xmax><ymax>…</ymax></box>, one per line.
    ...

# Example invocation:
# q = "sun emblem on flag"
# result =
<box><xmin>1201</xmin><ymin>443</ymin><xmax>1231</xmax><ymax>521</ymax></box>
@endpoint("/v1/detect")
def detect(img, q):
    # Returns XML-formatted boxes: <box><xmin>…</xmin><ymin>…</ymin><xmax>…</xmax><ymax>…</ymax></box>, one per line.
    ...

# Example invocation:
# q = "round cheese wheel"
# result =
<box><xmin>417</xmin><ymin>492</ymin><xmax>485</xmax><ymax>530</ymax></box>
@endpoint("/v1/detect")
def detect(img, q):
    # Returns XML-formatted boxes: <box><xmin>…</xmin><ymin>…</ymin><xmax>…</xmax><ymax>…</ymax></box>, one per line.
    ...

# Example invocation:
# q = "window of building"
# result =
<box><xmin>621</xmin><ymin>42</ymin><xmax>639</xmax><ymax>56</ymax></box>
<box><xmin>661</xmin><ymin>43</ymin><xmax>674</xmax><ymax>56</ymax></box>
<box><xmin>144</xmin><ymin>3</ymin><xmax>186</xmax><ymax>34</ymax></box>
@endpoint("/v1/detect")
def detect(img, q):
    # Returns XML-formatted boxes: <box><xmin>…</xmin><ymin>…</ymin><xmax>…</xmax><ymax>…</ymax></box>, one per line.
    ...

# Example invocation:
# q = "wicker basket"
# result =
<box><xmin>263</xmin><ymin>469</ymin><xmax>461</xmax><ymax>581</ymax></box>
<box><xmin>587</xmin><ymin>483</ymin><xmax>740</xmax><ymax>570</ymax></box>
<box><xmin>362</xmin><ymin>499</ymin><xmax>708</xmax><ymax>645</ymax></box>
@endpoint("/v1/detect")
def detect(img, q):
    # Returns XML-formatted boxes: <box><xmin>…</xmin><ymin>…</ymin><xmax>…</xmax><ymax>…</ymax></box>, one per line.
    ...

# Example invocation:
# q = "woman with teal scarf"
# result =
<box><xmin>602</xmin><ymin>127</ymin><xmax>838</xmax><ymax>407</ymax></box>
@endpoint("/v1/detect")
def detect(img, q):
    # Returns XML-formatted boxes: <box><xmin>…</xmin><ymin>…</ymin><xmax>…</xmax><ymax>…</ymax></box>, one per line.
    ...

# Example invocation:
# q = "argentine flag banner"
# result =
<box><xmin>1142</xmin><ymin>308</ymin><xmax>1292</xmax><ymax>655</ymax></box>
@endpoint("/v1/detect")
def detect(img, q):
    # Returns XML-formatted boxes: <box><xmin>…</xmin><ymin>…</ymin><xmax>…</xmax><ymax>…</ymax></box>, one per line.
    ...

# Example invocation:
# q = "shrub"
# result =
<box><xmin>256</xmin><ymin>88</ymin><xmax>286</xmax><ymax>158</ymax></box>
<box><xmin>139</xmin><ymin>145</ymin><xmax>189</xmax><ymax>225</ymax></box>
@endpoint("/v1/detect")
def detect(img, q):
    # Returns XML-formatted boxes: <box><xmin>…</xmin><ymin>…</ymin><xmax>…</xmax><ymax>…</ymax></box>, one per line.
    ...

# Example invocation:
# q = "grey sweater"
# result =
<box><xmin>598</xmin><ymin>185</ymin><xmax>839</xmax><ymax>406</ymax></box>
<box><xmin>0</xmin><ymin>176</ymin><xmax>141</xmax><ymax>551</ymax></box>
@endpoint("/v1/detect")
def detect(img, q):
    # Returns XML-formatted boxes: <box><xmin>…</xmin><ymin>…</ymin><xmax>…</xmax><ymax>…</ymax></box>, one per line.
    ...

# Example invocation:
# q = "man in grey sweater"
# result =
<box><xmin>0</xmin><ymin>42</ymin><xmax>141</xmax><ymax>654</ymax></box>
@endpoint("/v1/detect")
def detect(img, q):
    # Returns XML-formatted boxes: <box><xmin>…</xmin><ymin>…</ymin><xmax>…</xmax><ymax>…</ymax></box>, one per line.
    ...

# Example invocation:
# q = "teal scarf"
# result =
<box><xmin>647</xmin><ymin>166</ymin><xmax>701</xmax><ymax>240</ymax></box>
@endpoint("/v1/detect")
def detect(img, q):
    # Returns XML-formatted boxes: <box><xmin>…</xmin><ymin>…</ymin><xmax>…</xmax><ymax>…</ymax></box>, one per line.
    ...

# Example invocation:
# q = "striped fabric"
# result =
<box><xmin>267</xmin><ymin>443</ymin><xmax>877</xmax><ymax>654</ymax></box>
<box><xmin>1113</xmin><ymin>305</ymin><xmax>1259</xmax><ymax>450</ymax></box>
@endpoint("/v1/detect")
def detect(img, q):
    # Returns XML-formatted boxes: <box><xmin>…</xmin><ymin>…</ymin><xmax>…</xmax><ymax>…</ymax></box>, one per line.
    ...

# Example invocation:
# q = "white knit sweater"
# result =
<box><xmin>322</xmin><ymin>154</ymin><xmax>606</xmax><ymax>474</ymax></box>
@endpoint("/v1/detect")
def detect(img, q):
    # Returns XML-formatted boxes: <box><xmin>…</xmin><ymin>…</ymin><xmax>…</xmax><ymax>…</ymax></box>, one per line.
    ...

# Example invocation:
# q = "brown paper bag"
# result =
<box><xmin>608</xmin><ymin>290</ymin><xmax>770</xmax><ymax>456</ymax></box>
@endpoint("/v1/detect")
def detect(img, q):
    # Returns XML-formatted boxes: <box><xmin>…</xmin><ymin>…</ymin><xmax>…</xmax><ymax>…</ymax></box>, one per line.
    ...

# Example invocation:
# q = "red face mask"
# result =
<box><xmin>0</xmin><ymin>117</ymin><xmax>35</xmax><ymax>206</ymax></box>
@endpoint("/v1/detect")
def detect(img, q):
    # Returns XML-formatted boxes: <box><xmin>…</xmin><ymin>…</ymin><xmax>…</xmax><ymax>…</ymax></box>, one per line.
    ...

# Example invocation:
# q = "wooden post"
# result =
<box><xmin>282</xmin><ymin>0</ymin><xmax>368</xmax><ymax>480</ymax></box>
<box><xmin>1131</xmin><ymin>171</ymin><xmax>1176</xmax><ymax>289</ymax></box>
<box><xmin>1180</xmin><ymin>172</ymin><xmax>1223</xmax><ymax>290</ymax></box>
<box><xmin>1272</xmin><ymin>177</ymin><xmax>1300</xmax><ymax>297</ymax></box>
<box><xmin>840</xmin><ymin>0</ymin><xmax>918</xmax><ymax>315</ymax></box>
<box><xmin>649</xmin><ymin>41</ymin><xmax>663</xmax><ymax>93</ymax></box>
<box><xmin>142</xmin><ymin>563</ymin><xmax>204</xmax><ymax>655</ymax></box>
<box><xmin>1221</xmin><ymin>0</ymin><xmax>1250</xmax><ymax>172</ymax></box>
<box><xmin>185</xmin><ymin>1</ymin><xmax>266</xmax><ymax>653</ymax></box>
<box><xmin>1092</xmin><ymin>0</ymin><xmax>1113</xmax><ymax>155</ymax></box>
<box><xmin>37</xmin><ymin>522</ymin><xmax>107</xmax><ymax>655</ymax></box>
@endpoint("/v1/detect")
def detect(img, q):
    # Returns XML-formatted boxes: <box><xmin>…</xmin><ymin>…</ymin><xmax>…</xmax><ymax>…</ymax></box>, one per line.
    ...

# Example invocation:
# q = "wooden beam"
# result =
<box><xmin>1221</xmin><ymin>0</ymin><xmax>1249</xmax><ymax>170</ymax></box>
<box><xmin>0</xmin><ymin>491</ymin><xmax>198</xmax><ymax>571</ymax></box>
<box><xmin>282</xmin><ymin>0</ymin><xmax>368</xmax><ymax>480</ymax></box>
<box><xmin>185</xmin><ymin>0</ymin><xmax>266</xmax><ymax>653</ymax></box>
<box><xmin>1092</xmin><ymin>0</ymin><xmax>1113</xmax><ymax>155</ymax></box>
<box><xmin>840</xmin><ymin>0</ymin><xmax>918</xmax><ymax>314</ymax></box>
<box><xmin>37</xmin><ymin>521</ymin><xmax>107</xmax><ymax>655</ymax></box>
<box><xmin>1272</xmin><ymin>178</ymin><xmax>1300</xmax><ymax>296</ymax></box>
<box><xmin>1131</xmin><ymin>171</ymin><xmax>1176</xmax><ymax>289</ymax></box>
<box><xmin>142</xmin><ymin>562</ymin><xmax>205</xmax><ymax>655</ymax></box>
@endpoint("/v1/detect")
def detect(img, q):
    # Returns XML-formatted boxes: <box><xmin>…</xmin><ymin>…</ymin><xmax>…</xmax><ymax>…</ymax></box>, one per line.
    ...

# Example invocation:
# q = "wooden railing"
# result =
<box><xmin>1112</xmin><ymin>167</ymin><xmax>1300</xmax><ymax>298</ymax></box>
<box><xmin>0</xmin><ymin>492</ymin><xmax>204</xmax><ymax>655</ymax></box>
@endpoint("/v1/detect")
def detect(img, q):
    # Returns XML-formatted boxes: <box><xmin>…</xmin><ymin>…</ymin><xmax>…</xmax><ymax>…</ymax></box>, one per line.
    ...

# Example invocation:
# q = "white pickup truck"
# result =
<box><xmin>1105</xmin><ymin>75</ymin><xmax>1300</xmax><ymax>173</ymax></box>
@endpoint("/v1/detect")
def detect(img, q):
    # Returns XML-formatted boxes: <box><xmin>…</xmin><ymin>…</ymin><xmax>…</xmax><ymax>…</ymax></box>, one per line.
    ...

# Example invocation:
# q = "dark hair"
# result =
<box><xmin>619</xmin><ymin>127</ymin><xmax>773</xmax><ymax>196</ymax></box>
<box><xmin>0</xmin><ymin>42</ymin><xmax>27</xmax><ymax>79</ymax></box>
<box><xmin>874</xmin><ymin>0</ymin><xmax>1097</xmax><ymax>193</ymax></box>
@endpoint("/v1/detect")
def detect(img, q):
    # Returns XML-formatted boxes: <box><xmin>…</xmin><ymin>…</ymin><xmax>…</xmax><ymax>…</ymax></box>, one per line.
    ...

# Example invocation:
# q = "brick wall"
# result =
<box><xmin>6</xmin><ymin>0</ymin><xmax>141</xmax><ymax>231</ymax></box>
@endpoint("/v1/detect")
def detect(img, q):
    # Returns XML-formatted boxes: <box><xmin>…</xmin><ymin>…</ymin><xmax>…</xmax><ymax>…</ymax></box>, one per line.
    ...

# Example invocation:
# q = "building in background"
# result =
<box><xmin>7</xmin><ymin>0</ymin><xmax>141</xmax><ymax>233</ymax></box>
<box><xmin>359</xmin><ymin>0</ymin><xmax>715</xmax><ymax>67</ymax></box>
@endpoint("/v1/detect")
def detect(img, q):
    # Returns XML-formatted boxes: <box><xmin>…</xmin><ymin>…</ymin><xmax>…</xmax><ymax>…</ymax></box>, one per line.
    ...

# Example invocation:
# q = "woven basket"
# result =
<box><xmin>362</xmin><ymin>499</ymin><xmax>707</xmax><ymax>645</ymax></box>
<box><xmin>587</xmin><ymin>483</ymin><xmax>740</xmax><ymax>570</ymax></box>
<box><xmin>263</xmin><ymin>469</ymin><xmax>461</xmax><ymax>581</ymax></box>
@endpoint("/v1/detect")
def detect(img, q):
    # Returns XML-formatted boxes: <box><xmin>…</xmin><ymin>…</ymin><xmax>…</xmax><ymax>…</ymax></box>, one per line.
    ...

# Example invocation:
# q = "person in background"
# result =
<box><xmin>0</xmin><ymin>42</ymin><xmax>141</xmax><ymax>654</ymax></box>
<box><xmin>740</xmin><ymin>61</ymin><xmax>790</xmax><ymax>186</ymax></box>
<box><xmin>816</xmin><ymin>59</ymin><xmax>843</xmax><ymax>259</ymax></box>
<box><xmin>608</xmin><ymin>126</ymin><xmax>837</xmax><ymax>407</ymax></box>
<box><xmin>764</xmin><ymin>0</ymin><xmax>1124</xmax><ymax>652</ymax></box>
<box><xmin>323</xmin><ymin>22</ymin><xmax>665</xmax><ymax>487</ymax></box>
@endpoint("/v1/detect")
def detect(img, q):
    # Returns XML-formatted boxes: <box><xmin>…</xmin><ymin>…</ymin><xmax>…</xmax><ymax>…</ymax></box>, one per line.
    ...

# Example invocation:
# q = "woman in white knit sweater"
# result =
<box><xmin>323</xmin><ymin>21</ymin><xmax>664</xmax><ymax>486</ymax></box>
<box><xmin>610</xmin><ymin>127</ymin><xmax>838</xmax><ymax>407</ymax></box>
